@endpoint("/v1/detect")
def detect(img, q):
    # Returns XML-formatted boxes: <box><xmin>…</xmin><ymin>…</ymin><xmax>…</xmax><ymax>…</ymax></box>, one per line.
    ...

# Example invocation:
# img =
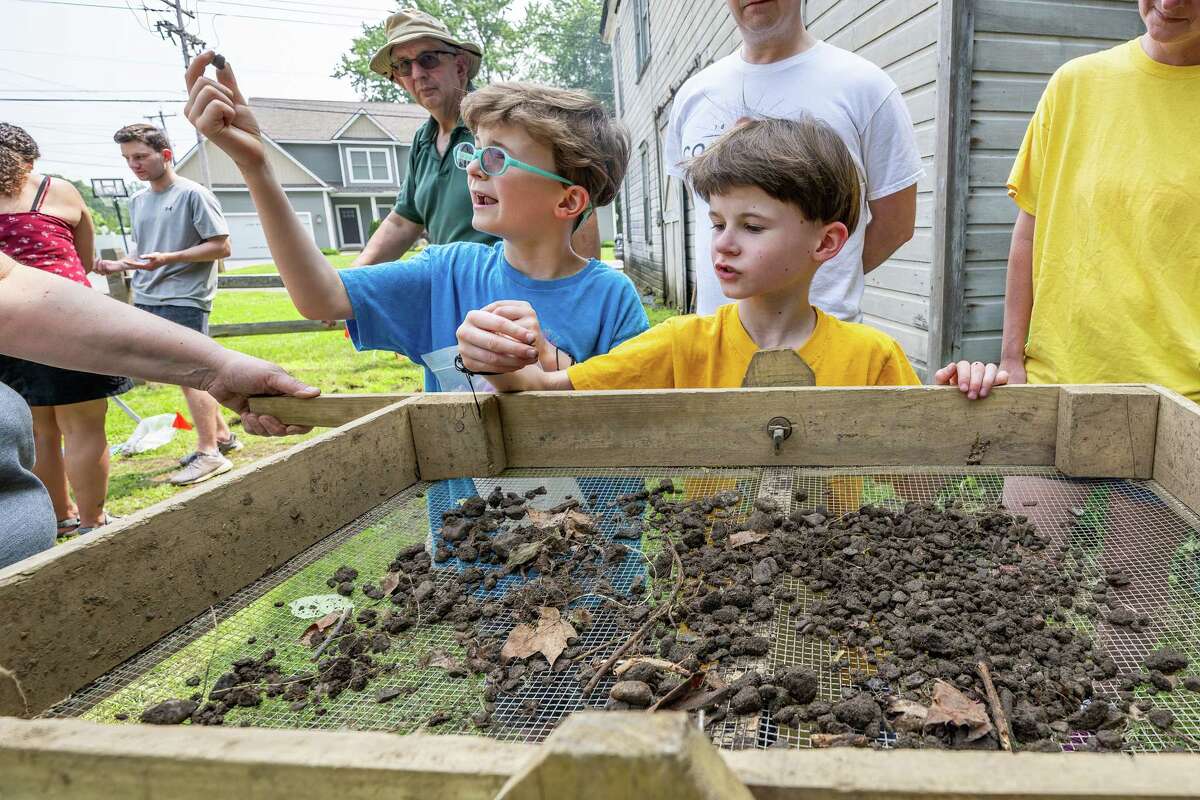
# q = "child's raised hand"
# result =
<box><xmin>934</xmin><ymin>360</ymin><xmax>1010</xmax><ymax>400</ymax></box>
<box><xmin>456</xmin><ymin>301</ymin><xmax>539</xmax><ymax>373</ymax></box>
<box><xmin>184</xmin><ymin>52</ymin><xmax>266</xmax><ymax>170</ymax></box>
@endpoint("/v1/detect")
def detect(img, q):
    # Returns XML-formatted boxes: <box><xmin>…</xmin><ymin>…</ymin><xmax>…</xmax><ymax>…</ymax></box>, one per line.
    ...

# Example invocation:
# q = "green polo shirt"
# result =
<box><xmin>393</xmin><ymin>117</ymin><xmax>500</xmax><ymax>247</ymax></box>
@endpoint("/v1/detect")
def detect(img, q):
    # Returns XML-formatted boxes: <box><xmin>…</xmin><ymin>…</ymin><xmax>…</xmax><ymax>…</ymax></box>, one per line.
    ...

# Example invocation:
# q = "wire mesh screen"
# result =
<box><xmin>45</xmin><ymin>466</ymin><xmax>1200</xmax><ymax>753</ymax></box>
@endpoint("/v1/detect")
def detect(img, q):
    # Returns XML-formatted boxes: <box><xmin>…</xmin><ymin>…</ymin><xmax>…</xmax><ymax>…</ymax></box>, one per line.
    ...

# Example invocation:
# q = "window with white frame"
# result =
<box><xmin>346</xmin><ymin>147</ymin><xmax>392</xmax><ymax>183</ymax></box>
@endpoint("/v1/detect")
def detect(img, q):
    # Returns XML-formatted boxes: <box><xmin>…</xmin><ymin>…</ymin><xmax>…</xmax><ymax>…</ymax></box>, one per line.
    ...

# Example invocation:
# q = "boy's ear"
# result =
<box><xmin>814</xmin><ymin>221</ymin><xmax>850</xmax><ymax>264</ymax></box>
<box><xmin>555</xmin><ymin>186</ymin><xmax>591</xmax><ymax>222</ymax></box>
<box><xmin>162</xmin><ymin>148</ymin><xmax>173</xmax><ymax>164</ymax></box>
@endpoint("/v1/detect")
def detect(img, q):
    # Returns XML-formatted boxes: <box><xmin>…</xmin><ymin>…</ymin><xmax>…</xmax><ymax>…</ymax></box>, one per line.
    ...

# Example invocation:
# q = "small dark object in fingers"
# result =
<box><xmin>212</xmin><ymin>54</ymin><xmax>227</xmax><ymax>70</ymax></box>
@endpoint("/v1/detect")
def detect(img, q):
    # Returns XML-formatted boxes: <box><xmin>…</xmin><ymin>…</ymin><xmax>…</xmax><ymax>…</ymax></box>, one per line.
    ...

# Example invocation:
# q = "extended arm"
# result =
<box><xmin>999</xmin><ymin>210</ymin><xmax>1035</xmax><ymax>383</ymax></box>
<box><xmin>0</xmin><ymin>254</ymin><xmax>318</xmax><ymax>435</ymax></box>
<box><xmin>862</xmin><ymin>184</ymin><xmax>916</xmax><ymax>273</ymax></box>
<box><xmin>183</xmin><ymin>52</ymin><xmax>351</xmax><ymax>320</ymax></box>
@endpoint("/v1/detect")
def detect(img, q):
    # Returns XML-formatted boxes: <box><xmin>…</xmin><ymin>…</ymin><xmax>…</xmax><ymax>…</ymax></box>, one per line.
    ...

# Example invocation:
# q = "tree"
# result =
<box><xmin>333</xmin><ymin>0</ymin><xmax>525</xmax><ymax>103</ymax></box>
<box><xmin>522</xmin><ymin>0</ymin><xmax>613</xmax><ymax>112</ymax></box>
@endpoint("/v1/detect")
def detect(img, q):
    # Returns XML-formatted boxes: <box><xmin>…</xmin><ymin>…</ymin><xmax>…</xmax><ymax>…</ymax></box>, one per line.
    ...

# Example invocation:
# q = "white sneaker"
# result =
<box><xmin>170</xmin><ymin>452</ymin><xmax>233</xmax><ymax>486</ymax></box>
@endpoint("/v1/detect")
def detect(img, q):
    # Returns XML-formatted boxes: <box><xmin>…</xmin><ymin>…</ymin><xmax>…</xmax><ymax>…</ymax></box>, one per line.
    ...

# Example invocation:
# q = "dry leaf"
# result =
<box><xmin>568</xmin><ymin>607</ymin><xmax>593</xmax><ymax>630</ymax></box>
<box><xmin>887</xmin><ymin>697</ymin><xmax>929</xmax><ymax>732</ymax></box>
<box><xmin>526</xmin><ymin>507</ymin><xmax>597</xmax><ymax>539</ymax></box>
<box><xmin>500</xmin><ymin>607</ymin><xmax>577</xmax><ymax>666</ymax></box>
<box><xmin>420</xmin><ymin>648</ymin><xmax>464</xmax><ymax>673</ymax></box>
<box><xmin>507</xmin><ymin>541</ymin><xmax>543</xmax><ymax>568</ymax></box>
<box><xmin>729</xmin><ymin>531</ymin><xmax>769</xmax><ymax>548</ymax></box>
<box><xmin>811</xmin><ymin>733</ymin><xmax>871</xmax><ymax>748</ymax></box>
<box><xmin>563</xmin><ymin>509</ymin><xmax>596</xmax><ymax>537</ymax></box>
<box><xmin>924</xmin><ymin>680</ymin><xmax>993</xmax><ymax>741</ymax></box>
<box><xmin>672</xmin><ymin>671</ymin><xmax>734</xmax><ymax>712</ymax></box>
<box><xmin>299</xmin><ymin>610</ymin><xmax>342</xmax><ymax>647</ymax></box>
<box><xmin>379</xmin><ymin>572</ymin><xmax>401</xmax><ymax>596</ymax></box>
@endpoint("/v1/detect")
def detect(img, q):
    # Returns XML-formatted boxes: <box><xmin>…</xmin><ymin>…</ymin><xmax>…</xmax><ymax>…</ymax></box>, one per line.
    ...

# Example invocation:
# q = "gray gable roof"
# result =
<box><xmin>249</xmin><ymin>97</ymin><xmax>429</xmax><ymax>143</ymax></box>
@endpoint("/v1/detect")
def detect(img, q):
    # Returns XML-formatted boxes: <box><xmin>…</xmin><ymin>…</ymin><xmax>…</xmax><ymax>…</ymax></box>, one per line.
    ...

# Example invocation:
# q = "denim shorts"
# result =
<box><xmin>134</xmin><ymin>303</ymin><xmax>210</xmax><ymax>335</ymax></box>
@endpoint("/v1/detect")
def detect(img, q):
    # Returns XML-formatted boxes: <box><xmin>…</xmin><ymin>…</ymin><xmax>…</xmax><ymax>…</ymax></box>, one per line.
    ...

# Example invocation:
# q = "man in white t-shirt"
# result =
<box><xmin>666</xmin><ymin>0</ymin><xmax>923</xmax><ymax>320</ymax></box>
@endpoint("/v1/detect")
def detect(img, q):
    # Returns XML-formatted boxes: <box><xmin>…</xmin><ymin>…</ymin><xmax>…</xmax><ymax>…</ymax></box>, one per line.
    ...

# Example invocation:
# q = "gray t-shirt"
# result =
<box><xmin>129</xmin><ymin>176</ymin><xmax>229</xmax><ymax>311</ymax></box>
<box><xmin>0</xmin><ymin>380</ymin><xmax>54</xmax><ymax>568</ymax></box>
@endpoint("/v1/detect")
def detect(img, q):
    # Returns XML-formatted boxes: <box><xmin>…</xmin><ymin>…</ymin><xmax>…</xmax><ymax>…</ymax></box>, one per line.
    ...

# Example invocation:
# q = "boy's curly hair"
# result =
<box><xmin>686</xmin><ymin>115</ymin><xmax>862</xmax><ymax>234</ymax></box>
<box><xmin>461</xmin><ymin>82</ymin><xmax>630</xmax><ymax>209</ymax></box>
<box><xmin>0</xmin><ymin>123</ymin><xmax>40</xmax><ymax>197</ymax></box>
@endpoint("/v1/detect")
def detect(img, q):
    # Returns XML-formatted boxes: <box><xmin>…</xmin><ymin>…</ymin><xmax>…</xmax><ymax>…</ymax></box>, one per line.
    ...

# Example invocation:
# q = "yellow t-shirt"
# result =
<box><xmin>567</xmin><ymin>304</ymin><xmax>920</xmax><ymax>389</ymax></box>
<box><xmin>1008</xmin><ymin>39</ymin><xmax>1200</xmax><ymax>402</ymax></box>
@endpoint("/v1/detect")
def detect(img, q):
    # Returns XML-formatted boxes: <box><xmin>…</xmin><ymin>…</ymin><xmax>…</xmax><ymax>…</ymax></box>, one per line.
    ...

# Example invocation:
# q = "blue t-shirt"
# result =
<box><xmin>341</xmin><ymin>241</ymin><xmax>649</xmax><ymax>391</ymax></box>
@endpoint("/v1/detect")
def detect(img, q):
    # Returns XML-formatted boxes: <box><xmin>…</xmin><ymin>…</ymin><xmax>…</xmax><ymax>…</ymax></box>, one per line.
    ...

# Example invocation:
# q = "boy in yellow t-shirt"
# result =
<box><xmin>457</xmin><ymin>116</ymin><xmax>1006</xmax><ymax>398</ymax></box>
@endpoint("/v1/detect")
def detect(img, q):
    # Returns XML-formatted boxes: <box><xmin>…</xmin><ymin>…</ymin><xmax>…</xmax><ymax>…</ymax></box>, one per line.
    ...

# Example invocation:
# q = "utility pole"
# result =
<box><xmin>143</xmin><ymin>109</ymin><xmax>176</xmax><ymax>132</ymax></box>
<box><xmin>152</xmin><ymin>0</ymin><xmax>212</xmax><ymax>190</ymax></box>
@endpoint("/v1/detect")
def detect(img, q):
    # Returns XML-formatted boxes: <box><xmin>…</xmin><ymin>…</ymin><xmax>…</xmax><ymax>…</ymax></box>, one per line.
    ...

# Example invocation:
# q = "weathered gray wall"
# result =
<box><xmin>809</xmin><ymin>0</ymin><xmax>940</xmax><ymax>374</ymax></box>
<box><xmin>957</xmin><ymin>0</ymin><xmax>1141</xmax><ymax>361</ymax></box>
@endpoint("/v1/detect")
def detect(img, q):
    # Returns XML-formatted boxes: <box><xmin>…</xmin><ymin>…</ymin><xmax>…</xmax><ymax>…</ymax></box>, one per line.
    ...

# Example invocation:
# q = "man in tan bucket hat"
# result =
<box><xmin>354</xmin><ymin>8</ymin><xmax>600</xmax><ymax>265</ymax></box>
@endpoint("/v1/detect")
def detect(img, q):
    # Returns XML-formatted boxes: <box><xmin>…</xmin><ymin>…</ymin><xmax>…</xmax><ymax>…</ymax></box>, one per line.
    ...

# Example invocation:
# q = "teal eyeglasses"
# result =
<box><xmin>453</xmin><ymin>141</ymin><xmax>595</xmax><ymax>225</ymax></box>
<box><xmin>453</xmin><ymin>141</ymin><xmax>572</xmax><ymax>184</ymax></box>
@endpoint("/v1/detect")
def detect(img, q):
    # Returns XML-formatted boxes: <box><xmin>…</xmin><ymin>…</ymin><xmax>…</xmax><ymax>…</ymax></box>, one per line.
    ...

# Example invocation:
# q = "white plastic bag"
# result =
<box><xmin>110</xmin><ymin>396</ymin><xmax>191</xmax><ymax>456</ymax></box>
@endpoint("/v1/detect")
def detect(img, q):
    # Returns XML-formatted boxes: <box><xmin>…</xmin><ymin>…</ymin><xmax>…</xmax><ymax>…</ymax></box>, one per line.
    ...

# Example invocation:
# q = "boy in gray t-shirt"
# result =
<box><xmin>127</xmin><ymin>175</ymin><xmax>228</xmax><ymax>312</ymax></box>
<box><xmin>97</xmin><ymin>123</ymin><xmax>239</xmax><ymax>487</ymax></box>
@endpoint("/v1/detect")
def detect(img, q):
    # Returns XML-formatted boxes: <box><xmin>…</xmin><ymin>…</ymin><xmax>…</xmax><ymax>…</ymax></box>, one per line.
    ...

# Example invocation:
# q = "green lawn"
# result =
<box><xmin>101</xmin><ymin>254</ymin><xmax>674</xmax><ymax>519</ymax></box>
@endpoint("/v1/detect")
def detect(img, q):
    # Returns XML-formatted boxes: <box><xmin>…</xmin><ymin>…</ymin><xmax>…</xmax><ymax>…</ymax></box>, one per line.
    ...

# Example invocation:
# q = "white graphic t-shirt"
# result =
<box><xmin>665</xmin><ymin>41</ymin><xmax>924</xmax><ymax>319</ymax></box>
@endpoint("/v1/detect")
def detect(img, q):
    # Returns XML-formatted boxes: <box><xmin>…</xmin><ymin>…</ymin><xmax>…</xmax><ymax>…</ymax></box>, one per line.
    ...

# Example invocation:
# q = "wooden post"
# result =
<box><xmin>495</xmin><ymin>712</ymin><xmax>754</xmax><ymax>800</ymax></box>
<box><xmin>927</xmin><ymin>0</ymin><xmax>976</xmax><ymax>371</ymax></box>
<box><xmin>1054</xmin><ymin>386</ymin><xmax>1158</xmax><ymax>478</ymax></box>
<box><xmin>409</xmin><ymin>393</ymin><xmax>507</xmax><ymax>480</ymax></box>
<box><xmin>1151</xmin><ymin>387</ymin><xmax>1200</xmax><ymax>513</ymax></box>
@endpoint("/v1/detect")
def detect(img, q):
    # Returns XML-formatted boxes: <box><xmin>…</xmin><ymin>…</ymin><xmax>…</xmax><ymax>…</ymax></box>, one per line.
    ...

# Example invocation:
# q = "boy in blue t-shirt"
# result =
<box><xmin>184</xmin><ymin>57</ymin><xmax>648</xmax><ymax>574</ymax></box>
<box><xmin>183</xmin><ymin>57</ymin><xmax>647</xmax><ymax>386</ymax></box>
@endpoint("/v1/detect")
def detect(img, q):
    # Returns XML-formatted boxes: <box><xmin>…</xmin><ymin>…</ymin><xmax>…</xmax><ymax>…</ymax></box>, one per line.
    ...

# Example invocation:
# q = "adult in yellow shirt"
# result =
<box><xmin>1001</xmin><ymin>2</ymin><xmax>1200</xmax><ymax>402</ymax></box>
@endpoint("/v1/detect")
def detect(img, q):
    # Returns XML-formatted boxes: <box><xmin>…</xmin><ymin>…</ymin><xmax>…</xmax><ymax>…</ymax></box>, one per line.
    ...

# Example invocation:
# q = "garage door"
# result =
<box><xmin>226</xmin><ymin>212</ymin><xmax>315</xmax><ymax>260</ymax></box>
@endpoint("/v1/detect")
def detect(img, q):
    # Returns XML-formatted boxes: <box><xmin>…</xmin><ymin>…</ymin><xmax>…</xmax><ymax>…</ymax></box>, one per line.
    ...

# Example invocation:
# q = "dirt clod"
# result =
<box><xmin>140</xmin><ymin>699</ymin><xmax>197</xmax><ymax>725</ymax></box>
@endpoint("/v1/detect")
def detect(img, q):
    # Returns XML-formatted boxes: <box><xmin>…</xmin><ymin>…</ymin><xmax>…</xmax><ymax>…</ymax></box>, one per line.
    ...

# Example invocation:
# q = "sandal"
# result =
<box><xmin>77</xmin><ymin>514</ymin><xmax>117</xmax><ymax>535</ymax></box>
<box><xmin>57</xmin><ymin>516</ymin><xmax>80</xmax><ymax>535</ymax></box>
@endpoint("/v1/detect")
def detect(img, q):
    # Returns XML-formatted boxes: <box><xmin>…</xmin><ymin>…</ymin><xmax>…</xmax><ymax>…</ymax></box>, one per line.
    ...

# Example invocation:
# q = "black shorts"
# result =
<box><xmin>134</xmin><ymin>303</ymin><xmax>210</xmax><ymax>335</ymax></box>
<box><xmin>0</xmin><ymin>355</ymin><xmax>132</xmax><ymax>408</ymax></box>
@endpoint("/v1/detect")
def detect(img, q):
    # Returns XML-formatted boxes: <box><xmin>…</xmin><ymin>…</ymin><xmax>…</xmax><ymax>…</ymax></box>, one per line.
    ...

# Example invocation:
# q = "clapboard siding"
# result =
<box><xmin>813</xmin><ymin>0</ymin><xmax>939</xmax><ymax>377</ymax></box>
<box><xmin>958</xmin><ymin>0</ymin><xmax>1140</xmax><ymax>362</ymax></box>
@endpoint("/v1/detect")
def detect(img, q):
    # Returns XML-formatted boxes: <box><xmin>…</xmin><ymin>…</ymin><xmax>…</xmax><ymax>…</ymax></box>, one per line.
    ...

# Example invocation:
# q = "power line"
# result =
<box><xmin>11</xmin><ymin>0</ymin><xmax>371</xmax><ymax>27</ymax></box>
<box><xmin>0</xmin><ymin>47</ymin><xmax>351</xmax><ymax>77</ymax></box>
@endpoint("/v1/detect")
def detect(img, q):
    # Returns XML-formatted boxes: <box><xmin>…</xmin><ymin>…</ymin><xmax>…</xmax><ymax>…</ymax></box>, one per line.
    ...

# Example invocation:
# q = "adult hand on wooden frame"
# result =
<box><xmin>200</xmin><ymin>350</ymin><xmax>321</xmax><ymax>437</ymax></box>
<box><xmin>0</xmin><ymin>255</ymin><xmax>319</xmax><ymax>438</ymax></box>
<box><xmin>184</xmin><ymin>51</ymin><xmax>267</xmax><ymax>170</ymax></box>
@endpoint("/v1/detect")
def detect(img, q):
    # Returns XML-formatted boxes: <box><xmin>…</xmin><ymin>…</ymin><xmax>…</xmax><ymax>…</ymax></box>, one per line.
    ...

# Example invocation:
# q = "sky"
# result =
<box><xmin>1</xmin><ymin>0</ymin><xmax>531</xmax><ymax>183</ymax></box>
